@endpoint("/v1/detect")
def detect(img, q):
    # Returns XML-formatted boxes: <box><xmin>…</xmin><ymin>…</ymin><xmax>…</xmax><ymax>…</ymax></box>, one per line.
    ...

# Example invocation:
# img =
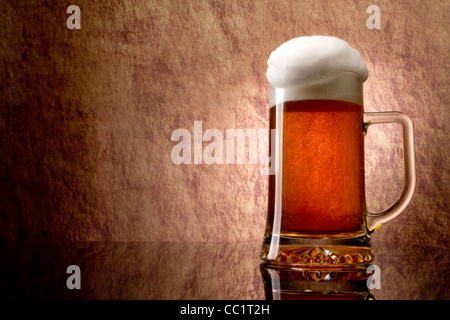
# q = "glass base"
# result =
<box><xmin>260</xmin><ymin>233</ymin><xmax>374</xmax><ymax>269</ymax></box>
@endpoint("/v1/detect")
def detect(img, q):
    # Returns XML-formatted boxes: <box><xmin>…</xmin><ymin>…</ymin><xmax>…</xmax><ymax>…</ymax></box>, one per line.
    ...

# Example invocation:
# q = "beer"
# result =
<box><xmin>267</xmin><ymin>99</ymin><xmax>365</xmax><ymax>235</ymax></box>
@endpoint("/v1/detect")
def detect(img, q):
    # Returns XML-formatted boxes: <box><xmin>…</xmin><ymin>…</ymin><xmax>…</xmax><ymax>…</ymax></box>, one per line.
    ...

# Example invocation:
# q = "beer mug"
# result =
<box><xmin>260</xmin><ymin>36</ymin><xmax>416</xmax><ymax>268</ymax></box>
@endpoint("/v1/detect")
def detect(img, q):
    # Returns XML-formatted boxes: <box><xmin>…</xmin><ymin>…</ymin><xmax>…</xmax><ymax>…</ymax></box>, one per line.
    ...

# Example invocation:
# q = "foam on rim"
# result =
<box><xmin>267</xmin><ymin>36</ymin><xmax>368</xmax><ymax>106</ymax></box>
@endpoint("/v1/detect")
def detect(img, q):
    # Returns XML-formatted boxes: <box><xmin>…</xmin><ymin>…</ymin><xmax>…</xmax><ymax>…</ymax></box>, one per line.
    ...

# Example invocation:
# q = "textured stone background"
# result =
<box><xmin>1</xmin><ymin>0</ymin><xmax>449</xmax><ymax>247</ymax></box>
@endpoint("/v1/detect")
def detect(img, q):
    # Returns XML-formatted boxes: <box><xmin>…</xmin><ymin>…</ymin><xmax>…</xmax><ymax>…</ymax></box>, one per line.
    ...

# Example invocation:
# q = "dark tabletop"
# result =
<box><xmin>0</xmin><ymin>240</ymin><xmax>448</xmax><ymax>300</ymax></box>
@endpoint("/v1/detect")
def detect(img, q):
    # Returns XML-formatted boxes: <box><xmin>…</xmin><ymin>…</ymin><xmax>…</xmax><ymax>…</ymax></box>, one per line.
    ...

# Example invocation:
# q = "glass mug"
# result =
<box><xmin>260</xmin><ymin>72</ymin><xmax>416</xmax><ymax>268</ymax></box>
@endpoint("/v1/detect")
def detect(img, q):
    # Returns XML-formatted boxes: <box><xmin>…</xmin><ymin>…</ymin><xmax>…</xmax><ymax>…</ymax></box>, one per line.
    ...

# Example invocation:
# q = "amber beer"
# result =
<box><xmin>267</xmin><ymin>99</ymin><xmax>365</xmax><ymax>235</ymax></box>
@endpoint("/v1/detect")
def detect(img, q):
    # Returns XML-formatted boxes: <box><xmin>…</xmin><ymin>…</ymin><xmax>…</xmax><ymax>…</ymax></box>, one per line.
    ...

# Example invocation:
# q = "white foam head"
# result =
<box><xmin>267</xmin><ymin>36</ymin><xmax>368</xmax><ymax>106</ymax></box>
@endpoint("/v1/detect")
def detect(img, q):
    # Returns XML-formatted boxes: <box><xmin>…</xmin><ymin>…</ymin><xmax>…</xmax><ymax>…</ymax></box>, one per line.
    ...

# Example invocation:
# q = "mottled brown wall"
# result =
<box><xmin>1</xmin><ymin>0</ymin><xmax>449</xmax><ymax>245</ymax></box>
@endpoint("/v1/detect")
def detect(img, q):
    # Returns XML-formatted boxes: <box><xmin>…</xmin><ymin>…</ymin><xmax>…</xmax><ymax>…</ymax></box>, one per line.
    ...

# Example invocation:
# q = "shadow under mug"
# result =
<box><xmin>260</xmin><ymin>74</ymin><xmax>416</xmax><ymax>268</ymax></box>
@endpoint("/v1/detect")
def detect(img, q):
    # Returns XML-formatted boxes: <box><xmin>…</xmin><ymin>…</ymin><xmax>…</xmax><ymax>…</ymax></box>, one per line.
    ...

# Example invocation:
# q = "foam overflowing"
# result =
<box><xmin>267</xmin><ymin>36</ymin><xmax>368</xmax><ymax>106</ymax></box>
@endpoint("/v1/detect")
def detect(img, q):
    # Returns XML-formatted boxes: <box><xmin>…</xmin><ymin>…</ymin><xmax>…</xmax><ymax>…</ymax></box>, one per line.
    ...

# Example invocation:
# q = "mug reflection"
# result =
<box><xmin>260</xmin><ymin>263</ymin><xmax>376</xmax><ymax>300</ymax></box>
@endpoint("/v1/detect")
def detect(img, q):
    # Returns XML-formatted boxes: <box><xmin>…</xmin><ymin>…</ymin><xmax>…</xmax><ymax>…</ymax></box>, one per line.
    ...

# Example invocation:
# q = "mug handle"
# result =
<box><xmin>363</xmin><ymin>112</ymin><xmax>416</xmax><ymax>231</ymax></box>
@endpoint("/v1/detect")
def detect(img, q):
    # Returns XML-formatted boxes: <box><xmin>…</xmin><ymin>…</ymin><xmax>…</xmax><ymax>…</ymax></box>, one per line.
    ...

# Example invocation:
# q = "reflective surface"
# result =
<box><xmin>0</xmin><ymin>241</ymin><xmax>448</xmax><ymax>300</ymax></box>
<box><xmin>260</xmin><ymin>265</ymin><xmax>375</xmax><ymax>300</ymax></box>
